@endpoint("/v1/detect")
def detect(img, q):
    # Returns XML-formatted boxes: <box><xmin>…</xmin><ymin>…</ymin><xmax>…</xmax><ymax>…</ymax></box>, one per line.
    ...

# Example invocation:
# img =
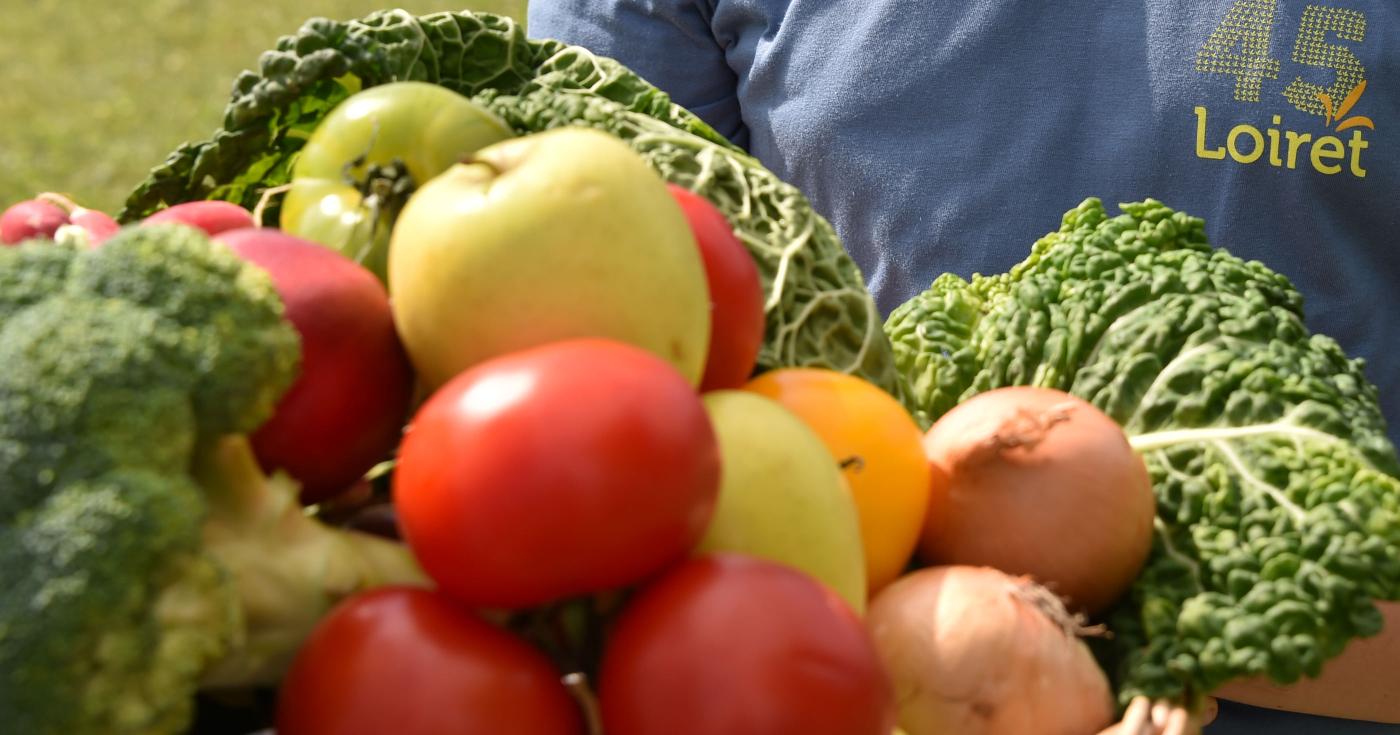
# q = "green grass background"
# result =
<box><xmin>0</xmin><ymin>1</ymin><xmax>526</xmax><ymax>215</ymax></box>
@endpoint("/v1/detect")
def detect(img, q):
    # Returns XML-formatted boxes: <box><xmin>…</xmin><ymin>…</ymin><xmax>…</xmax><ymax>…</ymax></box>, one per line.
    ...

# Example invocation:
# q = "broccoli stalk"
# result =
<box><xmin>195</xmin><ymin>435</ymin><xmax>426</xmax><ymax>689</ymax></box>
<box><xmin>0</xmin><ymin>225</ymin><xmax>426</xmax><ymax>734</ymax></box>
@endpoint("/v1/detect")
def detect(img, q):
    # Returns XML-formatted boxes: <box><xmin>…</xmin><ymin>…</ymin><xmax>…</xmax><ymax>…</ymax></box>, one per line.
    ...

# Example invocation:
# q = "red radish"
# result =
<box><xmin>218</xmin><ymin>227</ymin><xmax>414</xmax><ymax>504</ymax></box>
<box><xmin>2</xmin><ymin>193</ymin><xmax>118</xmax><ymax>246</ymax></box>
<box><xmin>66</xmin><ymin>207</ymin><xmax>120</xmax><ymax>244</ymax></box>
<box><xmin>37</xmin><ymin>193</ymin><xmax>121</xmax><ymax>245</ymax></box>
<box><xmin>866</xmin><ymin>566</ymin><xmax>1115</xmax><ymax>735</ymax></box>
<box><xmin>919</xmin><ymin>386</ymin><xmax>1155</xmax><ymax>614</ymax></box>
<box><xmin>1</xmin><ymin>199</ymin><xmax>69</xmax><ymax>244</ymax></box>
<box><xmin>146</xmin><ymin>200</ymin><xmax>255</xmax><ymax>235</ymax></box>
<box><xmin>667</xmin><ymin>185</ymin><xmax>766</xmax><ymax>391</ymax></box>
<box><xmin>600</xmin><ymin>554</ymin><xmax>895</xmax><ymax>735</ymax></box>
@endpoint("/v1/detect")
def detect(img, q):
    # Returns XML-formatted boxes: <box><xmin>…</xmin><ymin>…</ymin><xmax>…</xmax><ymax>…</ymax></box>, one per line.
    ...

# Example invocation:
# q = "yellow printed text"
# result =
<box><xmin>1194</xmin><ymin>106</ymin><xmax>1368</xmax><ymax>177</ymax></box>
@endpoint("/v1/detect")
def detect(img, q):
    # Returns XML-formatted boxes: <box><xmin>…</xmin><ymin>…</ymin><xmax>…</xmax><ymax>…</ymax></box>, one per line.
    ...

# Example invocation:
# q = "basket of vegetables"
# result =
<box><xmin>1</xmin><ymin>9</ymin><xmax>1396</xmax><ymax>735</ymax></box>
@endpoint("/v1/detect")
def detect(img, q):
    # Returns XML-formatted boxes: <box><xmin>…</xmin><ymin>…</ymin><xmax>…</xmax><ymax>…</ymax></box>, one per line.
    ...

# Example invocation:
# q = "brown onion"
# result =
<box><xmin>867</xmin><ymin>566</ymin><xmax>1115</xmax><ymax>735</ymax></box>
<box><xmin>919</xmin><ymin>386</ymin><xmax>1155</xmax><ymax>614</ymax></box>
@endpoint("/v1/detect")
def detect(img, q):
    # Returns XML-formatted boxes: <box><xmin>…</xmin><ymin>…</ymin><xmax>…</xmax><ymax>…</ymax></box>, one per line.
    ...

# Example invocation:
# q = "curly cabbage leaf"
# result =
<box><xmin>886</xmin><ymin>198</ymin><xmax>1400</xmax><ymax>704</ymax></box>
<box><xmin>119</xmin><ymin>9</ymin><xmax>902</xmax><ymax>398</ymax></box>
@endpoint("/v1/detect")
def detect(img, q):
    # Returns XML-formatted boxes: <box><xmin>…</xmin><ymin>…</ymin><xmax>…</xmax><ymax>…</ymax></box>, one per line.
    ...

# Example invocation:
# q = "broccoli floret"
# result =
<box><xmin>0</xmin><ymin>470</ymin><xmax>235</xmax><ymax>735</ymax></box>
<box><xmin>0</xmin><ymin>295</ymin><xmax>195</xmax><ymax>520</ymax></box>
<box><xmin>67</xmin><ymin>224</ymin><xmax>300</xmax><ymax>434</ymax></box>
<box><xmin>0</xmin><ymin>226</ymin><xmax>425</xmax><ymax>734</ymax></box>
<box><xmin>0</xmin><ymin>239</ymin><xmax>78</xmax><ymax>322</ymax></box>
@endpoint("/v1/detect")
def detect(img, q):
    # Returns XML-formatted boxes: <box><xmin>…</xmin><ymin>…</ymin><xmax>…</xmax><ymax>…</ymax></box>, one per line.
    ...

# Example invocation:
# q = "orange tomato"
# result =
<box><xmin>742</xmin><ymin>368</ymin><xmax>931</xmax><ymax>594</ymax></box>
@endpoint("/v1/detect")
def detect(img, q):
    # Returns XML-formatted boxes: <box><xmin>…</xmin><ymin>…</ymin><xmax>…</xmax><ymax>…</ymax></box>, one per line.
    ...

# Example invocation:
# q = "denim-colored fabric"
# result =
<box><xmin>530</xmin><ymin>2</ymin><xmax>1400</xmax><ymax>730</ymax></box>
<box><xmin>1207</xmin><ymin>700</ymin><xmax>1400</xmax><ymax>734</ymax></box>
<box><xmin>529</xmin><ymin>0</ymin><xmax>1400</xmax><ymax>450</ymax></box>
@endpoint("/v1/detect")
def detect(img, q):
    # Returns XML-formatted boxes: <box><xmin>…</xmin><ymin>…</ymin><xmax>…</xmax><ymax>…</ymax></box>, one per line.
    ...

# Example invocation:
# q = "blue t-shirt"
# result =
<box><xmin>530</xmin><ymin>3</ymin><xmax>1400</xmax><ymax>733</ymax></box>
<box><xmin>530</xmin><ymin>0</ymin><xmax>1400</xmax><ymax>448</ymax></box>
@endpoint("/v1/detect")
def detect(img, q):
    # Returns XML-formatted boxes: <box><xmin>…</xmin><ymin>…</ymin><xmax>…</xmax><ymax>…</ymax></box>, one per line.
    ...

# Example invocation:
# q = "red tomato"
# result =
<box><xmin>599</xmin><ymin>554</ymin><xmax>896</xmax><ymax>735</ymax></box>
<box><xmin>276</xmin><ymin>587</ymin><xmax>582</xmax><ymax>735</ymax></box>
<box><xmin>667</xmin><ymin>185</ymin><xmax>766</xmax><ymax>391</ymax></box>
<box><xmin>393</xmin><ymin>338</ymin><xmax>721</xmax><ymax>609</ymax></box>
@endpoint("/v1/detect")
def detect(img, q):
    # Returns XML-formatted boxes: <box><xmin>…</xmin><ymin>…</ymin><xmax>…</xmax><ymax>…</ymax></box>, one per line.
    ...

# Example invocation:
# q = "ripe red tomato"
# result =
<box><xmin>599</xmin><ymin>554</ymin><xmax>896</xmax><ymax>735</ymax></box>
<box><xmin>393</xmin><ymin>338</ymin><xmax>720</xmax><ymax>609</ymax></box>
<box><xmin>667</xmin><ymin>185</ymin><xmax>766</xmax><ymax>391</ymax></box>
<box><xmin>276</xmin><ymin>587</ymin><xmax>582</xmax><ymax>735</ymax></box>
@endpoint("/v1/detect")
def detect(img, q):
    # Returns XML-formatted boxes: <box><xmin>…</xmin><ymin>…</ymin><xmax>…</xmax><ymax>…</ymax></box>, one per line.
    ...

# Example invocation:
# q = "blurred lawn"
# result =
<box><xmin>0</xmin><ymin>1</ymin><xmax>526</xmax><ymax>214</ymax></box>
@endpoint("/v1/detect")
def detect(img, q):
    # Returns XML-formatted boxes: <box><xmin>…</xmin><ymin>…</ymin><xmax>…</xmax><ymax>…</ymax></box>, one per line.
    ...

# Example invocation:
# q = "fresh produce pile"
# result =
<box><xmin>117</xmin><ymin>8</ymin><xmax>903</xmax><ymax>402</ymax></box>
<box><xmin>2</xmin><ymin>8</ymin><xmax>1397</xmax><ymax>735</ymax></box>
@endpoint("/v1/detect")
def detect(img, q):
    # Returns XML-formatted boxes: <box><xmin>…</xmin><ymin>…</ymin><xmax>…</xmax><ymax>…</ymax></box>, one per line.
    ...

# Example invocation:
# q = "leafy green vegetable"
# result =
<box><xmin>886</xmin><ymin>198</ymin><xmax>1400</xmax><ymax>705</ymax></box>
<box><xmin>120</xmin><ymin>9</ymin><xmax>903</xmax><ymax>400</ymax></box>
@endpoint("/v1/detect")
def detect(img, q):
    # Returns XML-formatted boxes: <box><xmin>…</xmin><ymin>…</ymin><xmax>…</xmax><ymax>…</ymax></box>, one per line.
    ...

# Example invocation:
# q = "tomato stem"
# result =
<box><xmin>252</xmin><ymin>184</ymin><xmax>292</xmax><ymax>227</ymax></box>
<box><xmin>562</xmin><ymin>672</ymin><xmax>605</xmax><ymax>735</ymax></box>
<box><xmin>358</xmin><ymin>159</ymin><xmax>416</xmax><ymax>211</ymax></box>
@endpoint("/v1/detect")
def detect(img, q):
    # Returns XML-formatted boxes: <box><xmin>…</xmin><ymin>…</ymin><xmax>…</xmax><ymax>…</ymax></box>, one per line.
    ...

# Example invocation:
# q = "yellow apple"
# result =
<box><xmin>388</xmin><ymin>126</ymin><xmax>711</xmax><ymax>389</ymax></box>
<box><xmin>697</xmin><ymin>390</ymin><xmax>868</xmax><ymax>613</ymax></box>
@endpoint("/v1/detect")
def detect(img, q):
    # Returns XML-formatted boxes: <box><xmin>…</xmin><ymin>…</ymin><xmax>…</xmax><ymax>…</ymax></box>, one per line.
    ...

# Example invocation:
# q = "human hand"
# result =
<box><xmin>1095</xmin><ymin>696</ymin><xmax>1218</xmax><ymax>735</ymax></box>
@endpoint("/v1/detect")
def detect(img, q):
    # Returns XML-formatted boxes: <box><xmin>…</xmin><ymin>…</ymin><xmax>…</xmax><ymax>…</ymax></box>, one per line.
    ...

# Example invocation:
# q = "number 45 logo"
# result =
<box><xmin>1197</xmin><ymin>2</ymin><xmax>1374</xmax><ymax>130</ymax></box>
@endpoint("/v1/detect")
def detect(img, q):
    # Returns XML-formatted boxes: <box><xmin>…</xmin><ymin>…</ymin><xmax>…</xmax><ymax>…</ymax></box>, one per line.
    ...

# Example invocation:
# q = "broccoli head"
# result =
<box><xmin>0</xmin><ymin>470</ymin><xmax>235</xmax><ymax>735</ymax></box>
<box><xmin>0</xmin><ymin>294</ymin><xmax>196</xmax><ymax>520</ymax></box>
<box><xmin>0</xmin><ymin>225</ymin><xmax>425</xmax><ymax>734</ymax></box>
<box><xmin>66</xmin><ymin>224</ymin><xmax>300</xmax><ymax>434</ymax></box>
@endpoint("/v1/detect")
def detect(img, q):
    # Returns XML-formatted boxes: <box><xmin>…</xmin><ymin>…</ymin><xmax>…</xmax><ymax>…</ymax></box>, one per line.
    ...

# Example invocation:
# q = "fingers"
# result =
<box><xmin>1162</xmin><ymin>705</ymin><xmax>1192</xmax><ymax>735</ymax></box>
<box><xmin>1105</xmin><ymin>696</ymin><xmax>1203</xmax><ymax>735</ymax></box>
<box><xmin>1199</xmin><ymin>696</ymin><xmax>1219</xmax><ymax>726</ymax></box>
<box><xmin>1120</xmin><ymin>696</ymin><xmax>1153</xmax><ymax>735</ymax></box>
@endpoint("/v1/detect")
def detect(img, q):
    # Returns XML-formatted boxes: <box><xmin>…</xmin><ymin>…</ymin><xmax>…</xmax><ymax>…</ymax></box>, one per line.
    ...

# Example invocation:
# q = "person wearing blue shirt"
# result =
<box><xmin>528</xmin><ymin>2</ymin><xmax>1400</xmax><ymax>733</ymax></box>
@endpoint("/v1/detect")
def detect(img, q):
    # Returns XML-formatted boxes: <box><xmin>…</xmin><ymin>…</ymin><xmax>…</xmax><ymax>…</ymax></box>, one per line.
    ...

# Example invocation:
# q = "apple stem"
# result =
<box><xmin>563</xmin><ymin>672</ymin><xmax>606</xmax><ymax>735</ymax></box>
<box><xmin>459</xmin><ymin>154</ymin><xmax>503</xmax><ymax>177</ymax></box>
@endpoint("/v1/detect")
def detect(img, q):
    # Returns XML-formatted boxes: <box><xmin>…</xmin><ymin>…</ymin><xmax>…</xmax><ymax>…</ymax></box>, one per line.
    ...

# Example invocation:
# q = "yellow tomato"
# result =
<box><xmin>742</xmin><ymin>368</ymin><xmax>931</xmax><ymax>595</ymax></box>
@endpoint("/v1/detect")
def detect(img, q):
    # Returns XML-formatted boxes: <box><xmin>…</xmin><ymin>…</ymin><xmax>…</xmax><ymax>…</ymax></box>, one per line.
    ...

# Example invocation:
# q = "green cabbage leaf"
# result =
<box><xmin>887</xmin><ymin>198</ymin><xmax>1400</xmax><ymax>704</ymax></box>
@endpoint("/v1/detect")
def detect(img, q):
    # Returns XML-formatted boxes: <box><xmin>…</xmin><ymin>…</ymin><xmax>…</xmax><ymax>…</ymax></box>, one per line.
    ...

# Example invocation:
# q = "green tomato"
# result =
<box><xmin>280</xmin><ymin>81</ymin><xmax>514</xmax><ymax>282</ymax></box>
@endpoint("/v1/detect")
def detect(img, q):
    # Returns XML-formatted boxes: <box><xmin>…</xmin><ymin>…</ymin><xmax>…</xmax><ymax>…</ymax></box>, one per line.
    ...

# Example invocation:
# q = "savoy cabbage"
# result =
<box><xmin>886</xmin><ymin>198</ymin><xmax>1400</xmax><ymax>704</ymax></box>
<box><xmin>120</xmin><ymin>9</ymin><xmax>902</xmax><ymax>401</ymax></box>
